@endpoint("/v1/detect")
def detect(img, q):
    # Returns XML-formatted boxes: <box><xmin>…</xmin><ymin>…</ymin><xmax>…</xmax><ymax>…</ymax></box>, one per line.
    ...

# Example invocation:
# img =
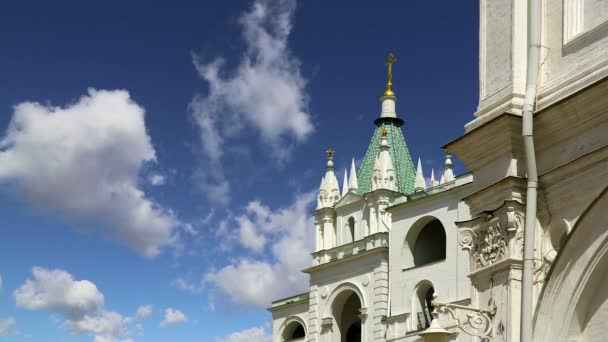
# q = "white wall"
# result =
<box><xmin>387</xmin><ymin>184</ymin><xmax>473</xmax><ymax>338</ymax></box>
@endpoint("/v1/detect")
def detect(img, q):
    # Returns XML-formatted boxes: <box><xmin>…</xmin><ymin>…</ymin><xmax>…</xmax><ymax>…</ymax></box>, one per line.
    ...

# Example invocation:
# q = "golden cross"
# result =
<box><xmin>386</xmin><ymin>53</ymin><xmax>396</xmax><ymax>83</ymax></box>
<box><xmin>381</xmin><ymin>129</ymin><xmax>388</xmax><ymax>137</ymax></box>
<box><xmin>384</xmin><ymin>53</ymin><xmax>397</xmax><ymax>96</ymax></box>
<box><xmin>326</xmin><ymin>149</ymin><xmax>334</xmax><ymax>158</ymax></box>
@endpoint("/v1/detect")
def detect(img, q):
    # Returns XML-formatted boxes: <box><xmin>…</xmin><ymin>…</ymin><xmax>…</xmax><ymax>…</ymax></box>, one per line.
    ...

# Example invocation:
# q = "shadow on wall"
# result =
<box><xmin>403</xmin><ymin>217</ymin><xmax>447</xmax><ymax>269</ymax></box>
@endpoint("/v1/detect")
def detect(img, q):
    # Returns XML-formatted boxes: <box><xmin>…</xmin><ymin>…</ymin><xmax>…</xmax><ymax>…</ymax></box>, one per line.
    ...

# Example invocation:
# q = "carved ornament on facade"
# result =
<box><xmin>321</xmin><ymin>317</ymin><xmax>333</xmax><ymax>332</ymax></box>
<box><xmin>459</xmin><ymin>205</ymin><xmax>524</xmax><ymax>270</ymax></box>
<box><xmin>432</xmin><ymin>294</ymin><xmax>496</xmax><ymax>342</ymax></box>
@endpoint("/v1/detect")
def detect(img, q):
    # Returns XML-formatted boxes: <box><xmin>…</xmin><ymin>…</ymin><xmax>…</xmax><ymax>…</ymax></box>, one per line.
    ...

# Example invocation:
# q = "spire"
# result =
<box><xmin>372</xmin><ymin>129</ymin><xmax>396</xmax><ymax>191</ymax></box>
<box><xmin>384</xmin><ymin>53</ymin><xmax>397</xmax><ymax>97</ymax></box>
<box><xmin>357</xmin><ymin>53</ymin><xmax>415</xmax><ymax>195</ymax></box>
<box><xmin>342</xmin><ymin>168</ymin><xmax>348</xmax><ymax>197</ymax></box>
<box><xmin>317</xmin><ymin>149</ymin><xmax>341</xmax><ymax>209</ymax></box>
<box><xmin>440</xmin><ymin>150</ymin><xmax>455</xmax><ymax>184</ymax></box>
<box><xmin>348</xmin><ymin>158</ymin><xmax>358</xmax><ymax>191</ymax></box>
<box><xmin>430</xmin><ymin>168</ymin><xmax>439</xmax><ymax>187</ymax></box>
<box><xmin>380</xmin><ymin>53</ymin><xmax>398</xmax><ymax>119</ymax></box>
<box><xmin>415</xmin><ymin>157</ymin><xmax>426</xmax><ymax>192</ymax></box>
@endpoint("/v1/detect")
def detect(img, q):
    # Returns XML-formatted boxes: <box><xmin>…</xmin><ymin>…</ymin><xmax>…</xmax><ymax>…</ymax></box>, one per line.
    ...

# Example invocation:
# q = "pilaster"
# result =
<box><xmin>456</xmin><ymin>201</ymin><xmax>526</xmax><ymax>342</ymax></box>
<box><xmin>372</xmin><ymin>260</ymin><xmax>389</xmax><ymax>341</ymax></box>
<box><xmin>308</xmin><ymin>286</ymin><xmax>318</xmax><ymax>342</ymax></box>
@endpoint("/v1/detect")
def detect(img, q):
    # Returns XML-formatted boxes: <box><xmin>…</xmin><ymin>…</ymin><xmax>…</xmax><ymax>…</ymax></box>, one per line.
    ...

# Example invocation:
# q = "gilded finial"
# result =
<box><xmin>381</xmin><ymin>129</ymin><xmax>388</xmax><ymax>137</ymax></box>
<box><xmin>384</xmin><ymin>53</ymin><xmax>397</xmax><ymax>96</ymax></box>
<box><xmin>326</xmin><ymin>149</ymin><xmax>334</xmax><ymax>158</ymax></box>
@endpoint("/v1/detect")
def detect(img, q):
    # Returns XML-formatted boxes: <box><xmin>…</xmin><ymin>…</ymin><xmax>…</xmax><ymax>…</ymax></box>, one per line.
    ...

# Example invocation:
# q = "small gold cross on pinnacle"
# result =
<box><xmin>326</xmin><ymin>149</ymin><xmax>334</xmax><ymax>158</ymax></box>
<box><xmin>384</xmin><ymin>53</ymin><xmax>397</xmax><ymax>96</ymax></box>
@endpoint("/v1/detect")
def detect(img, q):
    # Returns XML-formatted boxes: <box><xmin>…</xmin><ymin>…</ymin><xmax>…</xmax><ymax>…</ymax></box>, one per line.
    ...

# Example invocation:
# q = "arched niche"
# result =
<box><xmin>279</xmin><ymin>317</ymin><xmax>307</xmax><ymax>342</ymax></box>
<box><xmin>403</xmin><ymin>216</ymin><xmax>447</xmax><ymax>269</ymax></box>
<box><xmin>534</xmin><ymin>185</ymin><xmax>608</xmax><ymax>342</ymax></box>
<box><xmin>325</xmin><ymin>283</ymin><xmax>366</xmax><ymax>342</ymax></box>
<box><xmin>346</xmin><ymin>216</ymin><xmax>356</xmax><ymax>242</ymax></box>
<box><xmin>411</xmin><ymin>280</ymin><xmax>435</xmax><ymax>332</ymax></box>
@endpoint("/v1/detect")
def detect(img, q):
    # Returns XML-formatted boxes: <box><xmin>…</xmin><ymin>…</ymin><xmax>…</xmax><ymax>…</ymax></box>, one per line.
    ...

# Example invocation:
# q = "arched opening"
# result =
<box><xmin>403</xmin><ymin>217</ymin><xmax>447</xmax><ymax>269</ymax></box>
<box><xmin>281</xmin><ymin>320</ymin><xmax>306</xmax><ymax>341</ymax></box>
<box><xmin>412</xmin><ymin>282</ymin><xmax>435</xmax><ymax>332</ymax></box>
<box><xmin>413</xmin><ymin>219</ymin><xmax>446</xmax><ymax>267</ymax></box>
<box><xmin>348</xmin><ymin>217</ymin><xmax>355</xmax><ymax>243</ymax></box>
<box><xmin>331</xmin><ymin>289</ymin><xmax>362</xmax><ymax>342</ymax></box>
<box><xmin>533</xmin><ymin>185</ymin><xmax>608</xmax><ymax>342</ymax></box>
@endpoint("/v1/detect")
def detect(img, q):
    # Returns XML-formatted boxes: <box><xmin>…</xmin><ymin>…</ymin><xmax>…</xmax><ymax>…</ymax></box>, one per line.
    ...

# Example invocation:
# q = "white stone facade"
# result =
<box><xmin>270</xmin><ymin>2</ymin><xmax>608</xmax><ymax>341</ymax></box>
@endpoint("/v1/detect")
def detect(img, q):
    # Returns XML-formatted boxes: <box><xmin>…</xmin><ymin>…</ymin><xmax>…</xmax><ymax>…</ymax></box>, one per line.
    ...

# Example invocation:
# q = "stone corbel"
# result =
<box><xmin>358</xmin><ymin>308</ymin><xmax>368</xmax><ymax>322</ymax></box>
<box><xmin>321</xmin><ymin>317</ymin><xmax>333</xmax><ymax>332</ymax></box>
<box><xmin>432</xmin><ymin>294</ymin><xmax>496</xmax><ymax>341</ymax></box>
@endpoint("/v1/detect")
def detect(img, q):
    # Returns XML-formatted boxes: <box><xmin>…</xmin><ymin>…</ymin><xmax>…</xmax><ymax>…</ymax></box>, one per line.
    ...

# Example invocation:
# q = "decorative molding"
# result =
<box><xmin>433</xmin><ymin>294</ymin><xmax>496</xmax><ymax>341</ymax></box>
<box><xmin>320</xmin><ymin>286</ymin><xmax>329</xmax><ymax>299</ymax></box>
<box><xmin>321</xmin><ymin>317</ymin><xmax>333</xmax><ymax>331</ymax></box>
<box><xmin>458</xmin><ymin>203</ymin><xmax>525</xmax><ymax>271</ymax></box>
<box><xmin>362</xmin><ymin>274</ymin><xmax>370</xmax><ymax>287</ymax></box>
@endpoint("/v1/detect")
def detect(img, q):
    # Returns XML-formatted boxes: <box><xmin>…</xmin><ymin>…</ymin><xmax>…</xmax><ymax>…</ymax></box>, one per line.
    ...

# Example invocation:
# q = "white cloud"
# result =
<box><xmin>135</xmin><ymin>305</ymin><xmax>153</xmax><ymax>319</ymax></box>
<box><xmin>14</xmin><ymin>267</ymin><xmax>134</xmax><ymax>341</ymax></box>
<box><xmin>173</xmin><ymin>277</ymin><xmax>202</xmax><ymax>294</ymax></box>
<box><xmin>205</xmin><ymin>191</ymin><xmax>315</xmax><ymax>308</ymax></box>
<box><xmin>94</xmin><ymin>336</ymin><xmax>134</xmax><ymax>342</ymax></box>
<box><xmin>0</xmin><ymin>318</ymin><xmax>16</xmax><ymax>336</ymax></box>
<box><xmin>0</xmin><ymin>88</ymin><xmax>178</xmax><ymax>257</ymax></box>
<box><xmin>160</xmin><ymin>308</ymin><xmax>187</xmax><ymax>327</ymax></box>
<box><xmin>66</xmin><ymin>311</ymin><xmax>132</xmax><ymax>337</ymax></box>
<box><xmin>237</xmin><ymin>216</ymin><xmax>267</xmax><ymax>252</ymax></box>
<box><xmin>148</xmin><ymin>173</ymin><xmax>166</xmax><ymax>186</ymax></box>
<box><xmin>14</xmin><ymin>267</ymin><xmax>104</xmax><ymax>319</ymax></box>
<box><xmin>217</xmin><ymin>325</ymin><xmax>272</xmax><ymax>342</ymax></box>
<box><xmin>190</xmin><ymin>0</ymin><xmax>313</xmax><ymax>204</ymax></box>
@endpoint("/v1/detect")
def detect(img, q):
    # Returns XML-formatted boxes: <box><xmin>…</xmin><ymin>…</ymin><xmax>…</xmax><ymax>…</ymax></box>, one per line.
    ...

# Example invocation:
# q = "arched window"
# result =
<box><xmin>413</xmin><ymin>219</ymin><xmax>446</xmax><ymax>267</ymax></box>
<box><xmin>403</xmin><ymin>217</ymin><xmax>447</xmax><ymax>269</ymax></box>
<box><xmin>282</xmin><ymin>321</ymin><xmax>306</xmax><ymax>341</ymax></box>
<box><xmin>412</xmin><ymin>282</ymin><xmax>435</xmax><ymax>332</ymax></box>
<box><xmin>348</xmin><ymin>217</ymin><xmax>355</xmax><ymax>242</ymax></box>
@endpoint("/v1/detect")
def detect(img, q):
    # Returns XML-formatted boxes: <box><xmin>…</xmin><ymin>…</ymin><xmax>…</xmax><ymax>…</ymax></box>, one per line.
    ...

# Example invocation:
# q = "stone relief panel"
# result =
<box><xmin>459</xmin><ymin>204</ymin><xmax>525</xmax><ymax>271</ymax></box>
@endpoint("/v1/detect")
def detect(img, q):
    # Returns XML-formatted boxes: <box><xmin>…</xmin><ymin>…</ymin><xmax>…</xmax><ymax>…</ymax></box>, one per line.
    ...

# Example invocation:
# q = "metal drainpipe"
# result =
<box><xmin>520</xmin><ymin>0</ymin><xmax>541</xmax><ymax>341</ymax></box>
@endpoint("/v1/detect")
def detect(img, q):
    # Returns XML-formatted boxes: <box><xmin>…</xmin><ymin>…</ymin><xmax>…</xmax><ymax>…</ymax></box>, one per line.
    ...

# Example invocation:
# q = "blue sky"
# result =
<box><xmin>0</xmin><ymin>1</ymin><xmax>478</xmax><ymax>341</ymax></box>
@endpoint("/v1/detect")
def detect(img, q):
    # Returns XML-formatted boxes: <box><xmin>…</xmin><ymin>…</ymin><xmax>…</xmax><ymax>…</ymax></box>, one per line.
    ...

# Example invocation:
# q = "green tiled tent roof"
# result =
<box><xmin>357</xmin><ymin>120</ymin><xmax>416</xmax><ymax>195</ymax></box>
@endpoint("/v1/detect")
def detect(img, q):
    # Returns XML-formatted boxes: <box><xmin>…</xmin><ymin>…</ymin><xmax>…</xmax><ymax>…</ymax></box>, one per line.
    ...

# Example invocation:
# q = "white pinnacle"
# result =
<box><xmin>442</xmin><ymin>151</ymin><xmax>455</xmax><ymax>184</ymax></box>
<box><xmin>430</xmin><ymin>168</ymin><xmax>439</xmax><ymax>187</ymax></box>
<box><xmin>349</xmin><ymin>158</ymin><xmax>358</xmax><ymax>191</ymax></box>
<box><xmin>342</xmin><ymin>168</ymin><xmax>348</xmax><ymax>197</ymax></box>
<box><xmin>317</xmin><ymin>150</ymin><xmax>341</xmax><ymax>209</ymax></box>
<box><xmin>415</xmin><ymin>157</ymin><xmax>426</xmax><ymax>192</ymax></box>
<box><xmin>372</xmin><ymin>131</ymin><xmax>396</xmax><ymax>191</ymax></box>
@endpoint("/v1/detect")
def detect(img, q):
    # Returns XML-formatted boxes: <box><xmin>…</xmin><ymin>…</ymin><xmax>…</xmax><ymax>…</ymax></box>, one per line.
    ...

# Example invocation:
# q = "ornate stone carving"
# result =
<box><xmin>475</xmin><ymin>222</ymin><xmax>508</xmax><ymax>268</ymax></box>
<box><xmin>433</xmin><ymin>294</ymin><xmax>496</xmax><ymax>341</ymax></box>
<box><xmin>458</xmin><ymin>203</ymin><xmax>525</xmax><ymax>270</ymax></box>
<box><xmin>459</xmin><ymin>228</ymin><xmax>477</xmax><ymax>252</ymax></box>
<box><xmin>321</xmin><ymin>317</ymin><xmax>333</xmax><ymax>332</ymax></box>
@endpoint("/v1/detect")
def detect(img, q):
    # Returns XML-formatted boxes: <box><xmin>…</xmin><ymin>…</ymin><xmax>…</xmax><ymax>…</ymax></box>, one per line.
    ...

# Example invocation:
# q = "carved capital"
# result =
<box><xmin>321</xmin><ymin>317</ymin><xmax>333</xmax><ymax>332</ymax></box>
<box><xmin>459</xmin><ymin>228</ymin><xmax>477</xmax><ymax>251</ymax></box>
<box><xmin>458</xmin><ymin>202</ymin><xmax>525</xmax><ymax>270</ymax></box>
